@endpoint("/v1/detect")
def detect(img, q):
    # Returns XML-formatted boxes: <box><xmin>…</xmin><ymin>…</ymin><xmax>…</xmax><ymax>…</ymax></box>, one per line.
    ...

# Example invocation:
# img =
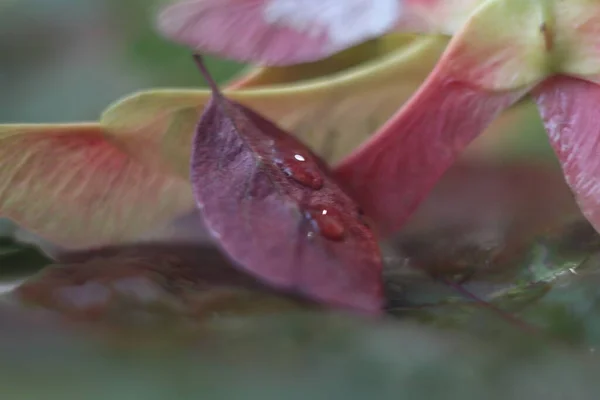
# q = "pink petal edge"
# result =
<box><xmin>157</xmin><ymin>0</ymin><xmax>485</xmax><ymax>65</ymax></box>
<box><xmin>334</xmin><ymin>68</ymin><xmax>527</xmax><ymax>236</ymax></box>
<box><xmin>157</xmin><ymin>0</ymin><xmax>402</xmax><ymax>65</ymax></box>
<box><xmin>533</xmin><ymin>75</ymin><xmax>600</xmax><ymax>233</ymax></box>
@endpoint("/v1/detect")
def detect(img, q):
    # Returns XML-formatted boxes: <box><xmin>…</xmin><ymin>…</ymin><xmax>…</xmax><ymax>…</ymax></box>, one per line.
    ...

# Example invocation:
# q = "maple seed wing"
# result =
<box><xmin>0</xmin><ymin>124</ymin><xmax>194</xmax><ymax>249</ymax></box>
<box><xmin>189</xmin><ymin>64</ymin><xmax>383</xmax><ymax>312</ymax></box>
<box><xmin>533</xmin><ymin>76</ymin><xmax>600</xmax><ymax>234</ymax></box>
<box><xmin>334</xmin><ymin>71</ymin><xmax>525</xmax><ymax>236</ymax></box>
<box><xmin>332</xmin><ymin>2</ymin><xmax>539</xmax><ymax>236</ymax></box>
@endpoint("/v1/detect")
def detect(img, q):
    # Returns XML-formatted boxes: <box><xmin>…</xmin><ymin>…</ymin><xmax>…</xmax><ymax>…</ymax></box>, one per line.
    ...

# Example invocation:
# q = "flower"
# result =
<box><xmin>157</xmin><ymin>0</ymin><xmax>600</xmax><ymax>236</ymax></box>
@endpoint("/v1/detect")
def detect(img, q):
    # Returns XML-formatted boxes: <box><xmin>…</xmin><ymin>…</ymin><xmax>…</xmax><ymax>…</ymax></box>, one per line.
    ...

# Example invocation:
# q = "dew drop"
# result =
<box><xmin>287</xmin><ymin>165</ymin><xmax>324</xmax><ymax>189</ymax></box>
<box><xmin>274</xmin><ymin>153</ymin><xmax>324</xmax><ymax>189</ymax></box>
<box><xmin>305</xmin><ymin>207</ymin><xmax>345</xmax><ymax>241</ymax></box>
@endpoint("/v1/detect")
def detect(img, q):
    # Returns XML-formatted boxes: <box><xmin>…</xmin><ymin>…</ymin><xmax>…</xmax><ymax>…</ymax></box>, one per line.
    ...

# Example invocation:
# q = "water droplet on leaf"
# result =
<box><xmin>306</xmin><ymin>207</ymin><xmax>345</xmax><ymax>241</ymax></box>
<box><xmin>275</xmin><ymin>154</ymin><xmax>324</xmax><ymax>189</ymax></box>
<box><xmin>189</xmin><ymin>55</ymin><xmax>383</xmax><ymax>313</ymax></box>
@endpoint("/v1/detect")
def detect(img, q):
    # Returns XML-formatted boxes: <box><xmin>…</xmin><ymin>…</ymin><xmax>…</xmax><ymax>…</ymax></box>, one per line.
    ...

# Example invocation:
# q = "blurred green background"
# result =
<box><xmin>0</xmin><ymin>0</ymin><xmax>243</xmax><ymax>124</ymax></box>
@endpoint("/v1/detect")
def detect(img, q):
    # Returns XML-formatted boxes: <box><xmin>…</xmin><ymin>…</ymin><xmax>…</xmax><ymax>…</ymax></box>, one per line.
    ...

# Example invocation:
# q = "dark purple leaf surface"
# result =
<box><xmin>189</xmin><ymin>56</ymin><xmax>383</xmax><ymax>313</ymax></box>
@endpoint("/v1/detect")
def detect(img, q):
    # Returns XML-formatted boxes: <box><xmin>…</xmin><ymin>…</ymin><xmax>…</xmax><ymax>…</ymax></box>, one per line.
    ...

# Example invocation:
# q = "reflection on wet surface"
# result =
<box><xmin>2</xmin><ymin>162</ymin><xmax>600</xmax><ymax>346</ymax></box>
<box><xmin>11</xmin><ymin>243</ymin><xmax>313</xmax><ymax>330</ymax></box>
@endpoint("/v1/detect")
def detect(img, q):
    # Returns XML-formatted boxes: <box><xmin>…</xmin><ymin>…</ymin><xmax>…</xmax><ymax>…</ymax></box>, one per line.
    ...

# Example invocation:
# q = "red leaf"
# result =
<box><xmin>334</xmin><ymin>68</ymin><xmax>526</xmax><ymax>236</ymax></box>
<box><xmin>532</xmin><ymin>76</ymin><xmax>600</xmax><ymax>233</ymax></box>
<box><xmin>189</xmin><ymin>56</ymin><xmax>384</xmax><ymax>313</ymax></box>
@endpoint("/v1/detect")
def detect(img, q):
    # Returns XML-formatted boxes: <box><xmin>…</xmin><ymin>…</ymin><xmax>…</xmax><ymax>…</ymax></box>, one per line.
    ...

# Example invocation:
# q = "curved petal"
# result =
<box><xmin>532</xmin><ymin>75</ymin><xmax>600</xmax><ymax>233</ymax></box>
<box><xmin>157</xmin><ymin>0</ymin><xmax>404</xmax><ymax>65</ymax></box>
<box><xmin>334</xmin><ymin>73</ymin><xmax>526</xmax><ymax>236</ymax></box>
<box><xmin>332</xmin><ymin>0</ymin><xmax>550</xmax><ymax>235</ymax></box>
<box><xmin>332</xmin><ymin>1</ymin><xmax>543</xmax><ymax>235</ymax></box>
<box><xmin>394</xmin><ymin>0</ymin><xmax>485</xmax><ymax>34</ymax></box>
<box><xmin>553</xmin><ymin>0</ymin><xmax>600</xmax><ymax>79</ymax></box>
<box><xmin>102</xmin><ymin>36</ymin><xmax>448</xmax><ymax>177</ymax></box>
<box><xmin>156</xmin><ymin>0</ymin><xmax>487</xmax><ymax>66</ymax></box>
<box><xmin>0</xmin><ymin>124</ymin><xmax>194</xmax><ymax>249</ymax></box>
<box><xmin>226</xmin><ymin>34</ymin><xmax>416</xmax><ymax>87</ymax></box>
<box><xmin>430</xmin><ymin>0</ymin><xmax>548</xmax><ymax>91</ymax></box>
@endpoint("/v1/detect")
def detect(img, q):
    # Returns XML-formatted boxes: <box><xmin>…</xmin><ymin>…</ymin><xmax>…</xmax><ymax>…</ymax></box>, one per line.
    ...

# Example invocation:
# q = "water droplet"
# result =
<box><xmin>305</xmin><ymin>207</ymin><xmax>345</xmax><ymax>241</ymax></box>
<box><xmin>287</xmin><ymin>165</ymin><xmax>324</xmax><ymax>189</ymax></box>
<box><xmin>274</xmin><ymin>154</ymin><xmax>323</xmax><ymax>189</ymax></box>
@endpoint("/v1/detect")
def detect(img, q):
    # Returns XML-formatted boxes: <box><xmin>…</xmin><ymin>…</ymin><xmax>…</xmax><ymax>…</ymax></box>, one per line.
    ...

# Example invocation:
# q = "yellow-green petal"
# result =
<box><xmin>235</xmin><ymin>34</ymin><xmax>417</xmax><ymax>87</ymax></box>
<box><xmin>396</xmin><ymin>0</ymin><xmax>486</xmax><ymax>35</ymax></box>
<box><xmin>553</xmin><ymin>0</ymin><xmax>600</xmax><ymax>80</ymax></box>
<box><xmin>102</xmin><ymin>35</ymin><xmax>448</xmax><ymax>178</ymax></box>
<box><xmin>0</xmin><ymin>124</ymin><xmax>194</xmax><ymax>249</ymax></box>
<box><xmin>443</xmin><ymin>0</ymin><xmax>551</xmax><ymax>90</ymax></box>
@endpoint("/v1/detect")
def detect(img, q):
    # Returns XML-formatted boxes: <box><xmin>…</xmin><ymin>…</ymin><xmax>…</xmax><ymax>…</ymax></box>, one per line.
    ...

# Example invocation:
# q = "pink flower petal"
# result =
<box><xmin>157</xmin><ymin>0</ymin><xmax>403</xmax><ymax>65</ymax></box>
<box><xmin>532</xmin><ymin>75</ymin><xmax>600</xmax><ymax>233</ymax></box>
<box><xmin>394</xmin><ymin>0</ymin><xmax>484</xmax><ymax>34</ymax></box>
<box><xmin>332</xmin><ymin>2</ymin><xmax>544</xmax><ymax>236</ymax></box>
<box><xmin>156</xmin><ymin>0</ymin><xmax>506</xmax><ymax>66</ymax></box>
<box><xmin>334</xmin><ymin>68</ymin><xmax>526</xmax><ymax>236</ymax></box>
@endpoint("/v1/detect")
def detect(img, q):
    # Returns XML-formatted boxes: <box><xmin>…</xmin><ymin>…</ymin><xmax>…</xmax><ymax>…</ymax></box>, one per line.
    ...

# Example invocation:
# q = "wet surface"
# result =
<box><xmin>11</xmin><ymin>243</ymin><xmax>313</xmax><ymax>331</ymax></box>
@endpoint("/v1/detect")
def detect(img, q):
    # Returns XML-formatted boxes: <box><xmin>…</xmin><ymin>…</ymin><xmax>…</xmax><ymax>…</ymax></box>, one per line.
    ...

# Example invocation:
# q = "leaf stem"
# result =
<box><xmin>192</xmin><ymin>54</ymin><xmax>222</xmax><ymax>96</ymax></box>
